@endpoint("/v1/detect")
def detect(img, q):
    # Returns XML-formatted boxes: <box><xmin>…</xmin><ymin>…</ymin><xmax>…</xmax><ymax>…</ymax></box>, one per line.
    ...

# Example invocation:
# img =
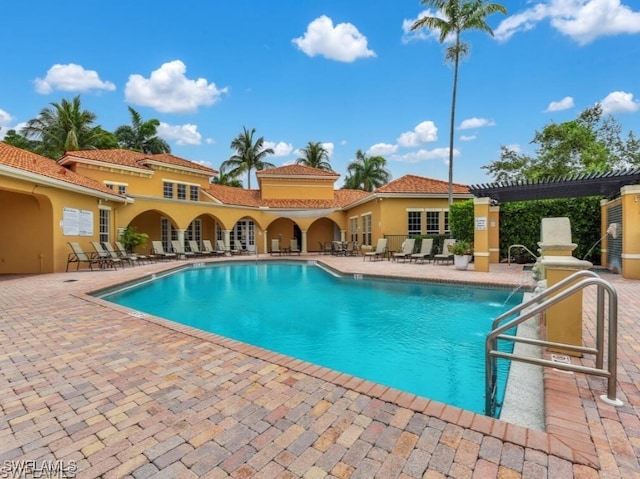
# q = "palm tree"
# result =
<box><xmin>211</xmin><ymin>164</ymin><xmax>243</xmax><ymax>188</ymax></box>
<box><xmin>21</xmin><ymin>95</ymin><xmax>113</xmax><ymax>159</ymax></box>
<box><xmin>343</xmin><ymin>150</ymin><xmax>391</xmax><ymax>192</ymax></box>
<box><xmin>411</xmin><ymin>0</ymin><xmax>506</xmax><ymax>204</ymax></box>
<box><xmin>115</xmin><ymin>106</ymin><xmax>170</xmax><ymax>154</ymax></box>
<box><xmin>221</xmin><ymin>126</ymin><xmax>275</xmax><ymax>189</ymax></box>
<box><xmin>296</xmin><ymin>141</ymin><xmax>332</xmax><ymax>170</ymax></box>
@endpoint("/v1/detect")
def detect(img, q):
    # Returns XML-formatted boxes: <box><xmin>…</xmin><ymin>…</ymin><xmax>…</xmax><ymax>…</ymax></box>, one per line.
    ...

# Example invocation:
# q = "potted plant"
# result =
<box><xmin>449</xmin><ymin>240</ymin><xmax>472</xmax><ymax>270</ymax></box>
<box><xmin>120</xmin><ymin>226</ymin><xmax>149</xmax><ymax>254</ymax></box>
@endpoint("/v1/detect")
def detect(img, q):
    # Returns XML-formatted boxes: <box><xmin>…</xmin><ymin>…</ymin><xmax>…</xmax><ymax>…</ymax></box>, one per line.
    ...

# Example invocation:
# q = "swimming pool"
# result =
<box><xmin>101</xmin><ymin>261</ymin><xmax>521</xmax><ymax>414</ymax></box>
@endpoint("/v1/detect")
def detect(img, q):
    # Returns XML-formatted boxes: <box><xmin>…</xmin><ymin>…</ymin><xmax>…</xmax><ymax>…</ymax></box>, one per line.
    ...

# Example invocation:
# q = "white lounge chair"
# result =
<box><xmin>410</xmin><ymin>238</ymin><xmax>434</xmax><ymax>263</ymax></box>
<box><xmin>270</xmin><ymin>239</ymin><xmax>282</xmax><ymax>255</ymax></box>
<box><xmin>216</xmin><ymin>240</ymin><xmax>229</xmax><ymax>256</ymax></box>
<box><xmin>392</xmin><ymin>238</ymin><xmax>416</xmax><ymax>262</ymax></box>
<box><xmin>188</xmin><ymin>240</ymin><xmax>212</xmax><ymax>257</ymax></box>
<box><xmin>363</xmin><ymin>238</ymin><xmax>388</xmax><ymax>261</ymax></box>
<box><xmin>289</xmin><ymin>238</ymin><xmax>301</xmax><ymax>255</ymax></box>
<box><xmin>66</xmin><ymin>242</ymin><xmax>107</xmax><ymax>271</ymax></box>
<box><xmin>151</xmin><ymin>241</ymin><xmax>177</xmax><ymax>261</ymax></box>
<box><xmin>434</xmin><ymin>239</ymin><xmax>456</xmax><ymax>265</ymax></box>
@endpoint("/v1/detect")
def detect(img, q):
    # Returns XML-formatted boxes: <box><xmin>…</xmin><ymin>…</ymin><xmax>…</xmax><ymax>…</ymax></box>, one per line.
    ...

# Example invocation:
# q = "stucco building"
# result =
<box><xmin>0</xmin><ymin>142</ymin><xmax>473</xmax><ymax>274</ymax></box>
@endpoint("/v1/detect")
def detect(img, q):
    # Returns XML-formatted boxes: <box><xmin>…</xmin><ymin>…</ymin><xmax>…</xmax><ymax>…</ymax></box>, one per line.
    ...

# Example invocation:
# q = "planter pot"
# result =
<box><xmin>454</xmin><ymin>254</ymin><xmax>470</xmax><ymax>270</ymax></box>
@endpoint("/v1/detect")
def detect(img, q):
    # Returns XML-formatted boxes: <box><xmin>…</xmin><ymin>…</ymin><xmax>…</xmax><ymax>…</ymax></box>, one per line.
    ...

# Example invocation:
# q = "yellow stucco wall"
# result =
<box><xmin>71</xmin><ymin>163</ymin><xmax>212</xmax><ymax>198</ymax></box>
<box><xmin>259</xmin><ymin>177</ymin><xmax>336</xmax><ymax>200</ymax></box>
<box><xmin>621</xmin><ymin>185</ymin><xmax>640</xmax><ymax>279</ymax></box>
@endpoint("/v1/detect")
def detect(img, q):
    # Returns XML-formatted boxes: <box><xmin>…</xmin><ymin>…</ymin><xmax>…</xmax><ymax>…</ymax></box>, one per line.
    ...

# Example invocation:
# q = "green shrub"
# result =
<box><xmin>450</xmin><ymin>197</ymin><xmax>602</xmax><ymax>264</ymax></box>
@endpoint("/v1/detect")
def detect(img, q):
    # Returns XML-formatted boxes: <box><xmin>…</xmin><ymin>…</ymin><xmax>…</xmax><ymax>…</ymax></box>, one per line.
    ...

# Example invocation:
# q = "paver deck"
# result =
<box><xmin>0</xmin><ymin>255</ymin><xmax>638</xmax><ymax>478</ymax></box>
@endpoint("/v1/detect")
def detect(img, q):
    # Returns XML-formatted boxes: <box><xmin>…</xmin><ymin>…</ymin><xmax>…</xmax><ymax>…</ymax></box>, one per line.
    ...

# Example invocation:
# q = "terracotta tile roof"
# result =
<box><xmin>374</xmin><ymin>174</ymin><xmax>470</xmax><ymax>194</ymax></box>
<box><xmin>257</xmin><ymin>164</ymin><xmax>339</xmax><ymax>177</ymax></box>
<box><xmin>205</xmin><ymin>184</ymin><xmax>263</xmax><ymax>207</ymax></box>
<box><xmin>204</xmin><ymin>184</ymin><xmax>369</xmax><ymax>209</ymax></box>
<box><xmin>61</xmin><ymin>149</ymin><xmax>150</xmax><ymax>169</ymax></box>
<box><xmin>61</xmin><ymin>149</ymin><xmax>217</xmax><ymax>175</ymax></box>
<box><xmin>144</xmin><ymin>153</ymin><xmax>217</xmax><ymax>175</ymax></box>
<box><xmin>0</xmin><ymin>142</ymin><xmax>126</xmax><ymax>198</ymax></box>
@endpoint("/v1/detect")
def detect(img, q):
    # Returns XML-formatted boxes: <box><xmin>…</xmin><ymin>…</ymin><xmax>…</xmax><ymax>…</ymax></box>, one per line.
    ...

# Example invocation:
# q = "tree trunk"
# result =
<box><xmin>448</xmin><ymin>37</ymin><xmax>461</xmax><ymax>205</ymax></box>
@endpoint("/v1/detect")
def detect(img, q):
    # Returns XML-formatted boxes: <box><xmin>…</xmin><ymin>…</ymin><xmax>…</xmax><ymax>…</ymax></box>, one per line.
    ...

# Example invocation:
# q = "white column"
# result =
<box><xmin>223</xmin><ymin>230</ymin><xmax>231</xmax><ymax>256</ymax></box>
<box><xmin>301</xmin><ymin>230</ymin><xmax>308</xmax><ymax>253</ymax></box>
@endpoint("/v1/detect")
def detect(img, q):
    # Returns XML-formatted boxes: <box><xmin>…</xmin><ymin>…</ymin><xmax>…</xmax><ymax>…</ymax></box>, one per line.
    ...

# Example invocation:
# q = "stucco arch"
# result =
<box><xmin>0</xmin><ymin>189</ymin><xmax>54</xmax><ymax>273</ymax></box>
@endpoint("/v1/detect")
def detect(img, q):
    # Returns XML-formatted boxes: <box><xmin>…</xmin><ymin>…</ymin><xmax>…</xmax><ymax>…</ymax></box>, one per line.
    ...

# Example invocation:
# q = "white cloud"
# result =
<box><xmin>34</xmin><ymin>63</ymin><xmax>116</xmax><ymax>94</ymax></box>
<box><xmin>546</xmin><ymin>96</ymin><xmax>575</xmax><ymax>112</ymax></box>
<box><xmin>460</xmin><ymin>135</ymin><xmax>477</xmax><ymax>142</ymax></box>
<box><xmin>125</xmin><ymin>60</ymin><xmax>228</xmax><ymax>113</ymax></box>
<box><xmin>598</xmin><ymin>91</ymin><xmax>640</xmax><ymax>114</ymax></box>
<box><xmin>401</xmin><ymin>9</ymin><xmax>450</xmax><ymax>43</ymax></box>
<box><xmin>458</xmin><ymin>117</ymin><xmax>495</xmax><ymax>130</ymax></box>
<box><xmin>322</xmin><ymin>142</ymin><xmax>335</xmax><ymax>157</ymax></box>
<box><xmin>392</xmin><ymin>147</ymin><xmax>458</xmax><ymax>164</ymax></box>
<box><xmin>157</xmin><ymin>123</ymin><xmax>202</xmax><ymax>146</ymax></box>
<box><xmin>205</xmin><ymin>138</ymin><xmax>215</xmax><ymax>145</ymax></box>
<box><xmin>264</xmin><ymin>141</ymin><xmax>294</xmax><ymax>157</ymax></box>
<box><xmin>0</xmin><ymin>108</ymin><xmax>12</xmax><ymax>126</ymax></box>
<box><xmin>292</xmin><ymin>15</ymin><xmax>376</xmax><ymax>62</ymax></box>
<box><xmin>340</xmin><ymin>140</ymin><xmax>348</xmax><ymax>146</ymax></box>
<box><xmin>504</xmin><ymin>144</ymin><xmax>522</xmax><ymax>153</ymax></box>
<box><xmin>397</xmin><ymin>120</ymin><xmax>438</xmax><ymax>147</ymax></box>
<box><xmin>494</xmin><ymin>0</ymin><xmax>640</xmax><ymax>45</ymax></box>
<box><xmin>367</xmin><ymin>143</ymin><xmax>398</xmax><ymax>156</ymax></box>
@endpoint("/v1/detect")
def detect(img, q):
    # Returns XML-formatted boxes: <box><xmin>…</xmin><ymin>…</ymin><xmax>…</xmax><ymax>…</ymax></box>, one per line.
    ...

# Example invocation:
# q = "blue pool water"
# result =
<box><xmin>102</xmin><ymin>262</ymin><xmax>520</xmax><ymax>414</ymax></box>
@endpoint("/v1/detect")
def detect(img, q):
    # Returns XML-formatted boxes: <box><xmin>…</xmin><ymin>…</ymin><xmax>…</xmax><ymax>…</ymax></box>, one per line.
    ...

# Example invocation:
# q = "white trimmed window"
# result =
<box><xmin>185</xmin><ymin>219</ymin><xmax>202</xmax><ymax>246</ymax></box>
<box><xmin>426</xmin><ymin>211</ymin><xmax>440</xmax><ymax>234</ymax></box>
<box><xmin>104</xmin><ymin>182</ymin><xmax>127</xmax><ymax>195</ymax></box>
<box><xmin>161</xmin><ymin>217</ymin><xmax>177</xmax><ymax>251</ymax></box>
<box><xmin>190</xmin><ymin>185</ymin><xmax>199</xmax><ymax>201</ymax></box>
<box><xmin>361</xmin><ymin>214</ymin><xmax>372</xmax><ymax>246</ymax></box>
<box><xmin>444</xmin><ymin>210</ymin><xmax>450</xmax><ymax>233</ymax></box>
<box><xmin>407</xmin><ymin>211</ymin><xmax>422</xmax><ymax>236</ymax></box>
<box><xmin>177</xmin><ymin>184</ymin><xmax>187</xmax><ymax>200</ymax></box>
<box><xmin>99</xmin><ymin>208</ymin><xmax>110</xmax><ymax>244</ymax></box>
<box><xmin>163</xmin><ymin>182</ymin><xmax>174</xmax><ymax>199</ymax></box>
<box><xmin>349</xmin><ymin>217</ymin><xmax>358</xmax><ymax>242</ymax></box>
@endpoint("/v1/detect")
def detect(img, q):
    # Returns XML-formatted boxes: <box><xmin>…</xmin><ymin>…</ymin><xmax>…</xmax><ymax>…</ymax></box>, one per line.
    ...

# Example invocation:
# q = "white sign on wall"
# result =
<box><xmin>63</xmin><ymin>207</ymin><xmax>93</xmax><ymax>236</ymax></box>
<box><xmin>475</xmin><ymin>216</ymin><xmax>487</xmax><ymax>231</ymax></box>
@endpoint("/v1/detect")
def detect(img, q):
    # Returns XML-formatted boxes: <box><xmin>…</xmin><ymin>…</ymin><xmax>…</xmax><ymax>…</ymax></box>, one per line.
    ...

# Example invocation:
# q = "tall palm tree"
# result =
<box><xmin>211</xmin><ymin>164</ymin><xmax>243</xmax><ymax>188</ymax></box>
<box><xmin>21</xmin><ymin>95</ymin><xmax>113</xmax><ymax>159</ymax></box>
<box><xmin>296</xmin><ymin>141</ymin><xmax>332</xmax><ymax>170</ymax></box>
<box><xmin>411</xmin><ymin>0</ymin><xmax>506</xmax><ymax>204</ymax></box>
<box><xmin>343</xmin><ymin>150</ymin><xmax>391</xmax><ymax>192</ymax></box>
<box><xmin>221</xmin><ymin>126</ymin><xmax>275</xmax><ymax>189</ymax></box>
<box><xmin>115</xmin><ymin>106</ymin><xmax>171</xmax><ymax>154</ymax></box>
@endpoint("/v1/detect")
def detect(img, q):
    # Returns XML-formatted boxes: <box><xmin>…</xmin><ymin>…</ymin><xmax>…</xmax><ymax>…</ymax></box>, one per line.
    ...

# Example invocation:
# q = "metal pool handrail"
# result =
<box><xmin>485</xmin><ymin>270</ymin><xmax>622</xmax><ymax>417</ymax></box>
<box><xmin>507</xmin><ymin>244</ymin><xmax>539</xmax><ymax>265</ymax></box>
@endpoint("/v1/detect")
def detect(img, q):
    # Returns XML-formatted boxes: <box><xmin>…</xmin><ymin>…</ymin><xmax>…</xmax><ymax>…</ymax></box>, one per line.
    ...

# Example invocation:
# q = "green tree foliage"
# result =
<box><xmin>221</xmin><ymin>126</ymin><xmax>275</xmax><ymax>189</ymax></box>
<box><xmin>2</xmin><ymin>129</ymin><xmax>35</xmax><ymax>150</ymax></box>
<box><xmin>342</xmin><ymin>150</ymin><xmax>391</xmax><ymax>191</ymax></box>
<box><xmin>211</xmin><ymin>164</ymin><xmax>243</xmax><ymax>188</ymax></box>
<box><xmin>483</xmin><ymin>105</ymin><xmax>639</xmax><ymax>181</ymax></box>
<box><xmin>449</xmin><ymin>197</ymin><xmax>603</xmax><ymax>263</ymax></box>
<box><xmin>115</xmin><ymin>107</ymin><xmax>171</xmax><ymax>154</ymax></box>
<box><xmin>296</xmin><ymin>141</ymin><xmax>332</xmax><ymax>170</ymax></box>
<box><xmin>21</xmin><ymin>95</ymin><xmax>114</xmax><ymax>159</ymax></box>
<box><xmin>411</xmin><ymin>0</ymin><xmax>506</xmax><ymax>204</ymax></box>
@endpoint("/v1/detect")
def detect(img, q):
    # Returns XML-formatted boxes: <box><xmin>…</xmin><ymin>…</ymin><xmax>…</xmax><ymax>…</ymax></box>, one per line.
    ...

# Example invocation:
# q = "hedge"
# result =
<box><xmin>449</xmin><ymin>197</ymin><xmax>602</xmax><ymax>264</ymax></box>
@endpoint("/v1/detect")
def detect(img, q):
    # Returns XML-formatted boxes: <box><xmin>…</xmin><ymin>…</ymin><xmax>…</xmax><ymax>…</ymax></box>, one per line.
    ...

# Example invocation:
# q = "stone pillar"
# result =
<box><xmin>301</xmin><ymin>230</ymin><xmax>308</xmax><ymax>253</ymax></box>
<box><xmin>223</xmin><ymin>230</ymin><xmax>231</xmax><ymax>256</ymax></box>
<box><xmin>538</xmin><ymin>217</ymin><xmax>576</xmax><ymax>257</ymax></box>
<box><xmin>541</xmin><ymin>256</ymin><xmax>593</xmax><ymax>357</ymax></box>
<box><xmin>489</xmin><ymin>204</ymin><xmax>500</xmax><ymax>264</ymax></box>
<box><xmin>621</xmin><ymin>185</ymin><xmax>640</xmax><ymax>279</ymax></box>
<box><xmin>340</xmin><ymin>230</ymin><xmax>346</xmax><ymax>242</ymax></box>
<box><xmin>600</xmin><ymin>199</ymin><xmax>609</xmax><ymax>268</ymax></box>
<box><xmin>264</xmin><ymin>230</ymin><xmax>268</xmax><ymax>255</ymax></box>
<box><xmin>177</xmin><ymin>229</ymin><xmax>186</xmax><ymax>247</ymax></box>
<box><xmin>473</xmin><ymin>198</ymin><xmax>491</xmax><ymax>272</ymax></box>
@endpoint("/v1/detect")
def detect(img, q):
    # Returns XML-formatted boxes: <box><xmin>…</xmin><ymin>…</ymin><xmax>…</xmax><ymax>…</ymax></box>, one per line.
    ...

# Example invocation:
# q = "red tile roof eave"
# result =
<box><xmin>58</xmin><ymin>155</ymin><xmax>153</xmax><ymax>174</ymax></box>
<box><xmin>1</xmin><ymin>164</ymin><xmax>130</xmax><ymax>203</ymax></box>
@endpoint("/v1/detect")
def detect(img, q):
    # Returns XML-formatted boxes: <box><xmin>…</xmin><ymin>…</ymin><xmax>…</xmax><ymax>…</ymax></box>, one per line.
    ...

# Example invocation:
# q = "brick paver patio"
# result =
<box><xmin>0</xmin><ymin>255</ymin><xmax>638</xmax><ymax>478</ymax></box>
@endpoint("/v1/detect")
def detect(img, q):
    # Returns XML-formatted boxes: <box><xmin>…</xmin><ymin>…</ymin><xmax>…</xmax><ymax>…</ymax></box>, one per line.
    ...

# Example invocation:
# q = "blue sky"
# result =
<box><xmin>1</xmin><ymin>0</ymin><xmax>639</xmax><ymax>188</ymax></box>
